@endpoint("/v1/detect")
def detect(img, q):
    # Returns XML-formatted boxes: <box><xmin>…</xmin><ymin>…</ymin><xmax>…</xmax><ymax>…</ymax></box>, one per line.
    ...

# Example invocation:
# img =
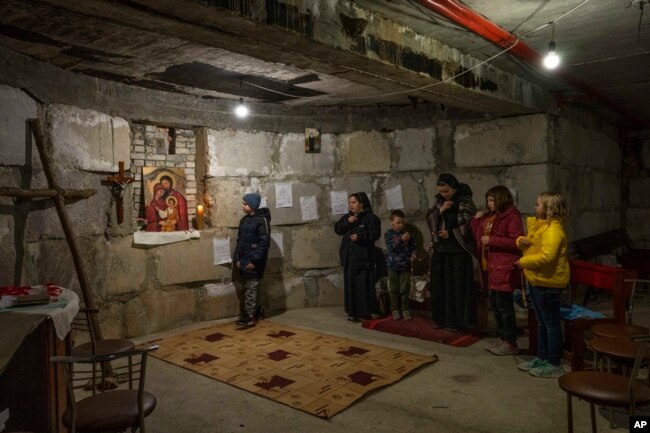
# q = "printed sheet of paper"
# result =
<box><xmin>330</xmin><ymin>191</ymin><xmax>349</xmax><ymax>215</ymax></box>
<box><xmin>213</xmin><ymin>237</ymin><xmax>232</xmax><ymax>265</ymax></box>
<box><xmin>385</xmin><ymin>185</ymin><xmax>404</xmax><ymax>210</ymax></box>
<box><xmin>300</xmin><ymin>195</ymin><xmax>318</xmax><ymax>221</ymax></box>
<box><xmin>269</xmin><ymin>232</ymin><xmax>284</xmax><ymax>258</ymax></box>
<box><xmin>275</xmin><ymin>183</ymin><xmax>293</xmax><ymax>208</ymax></box>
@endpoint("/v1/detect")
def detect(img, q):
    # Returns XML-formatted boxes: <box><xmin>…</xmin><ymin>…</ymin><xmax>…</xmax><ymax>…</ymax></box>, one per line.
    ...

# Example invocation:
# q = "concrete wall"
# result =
<box><xmin>0</xmin><ymin>48</ymin><xmax>635</xmax><ymax>339</ymax></box>
<box><xmin>626</xmin><ymin>130</ymin><xmax>650</xmax><ymax>247</ymax></box>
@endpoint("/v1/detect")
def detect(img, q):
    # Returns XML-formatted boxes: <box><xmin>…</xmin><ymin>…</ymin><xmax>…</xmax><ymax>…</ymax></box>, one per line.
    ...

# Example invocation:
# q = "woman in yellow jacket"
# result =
<box><xmin>515</xmin><ymin>192</ymin><xmax>569</xmax><ymax>378</ymax></box>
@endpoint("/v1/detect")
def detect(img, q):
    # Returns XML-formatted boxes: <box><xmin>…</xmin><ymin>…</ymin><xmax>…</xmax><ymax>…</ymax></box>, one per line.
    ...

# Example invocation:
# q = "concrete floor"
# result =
<box><xmin>134</xmin><ymin>306</ymin><xmax>644</xmax><ymax>433</ymax></box>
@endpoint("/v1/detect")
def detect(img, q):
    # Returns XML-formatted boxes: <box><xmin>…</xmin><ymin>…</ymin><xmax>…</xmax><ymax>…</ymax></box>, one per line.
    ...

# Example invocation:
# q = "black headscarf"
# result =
<box><xmin>351</xmin><ymin>192</ymin><xmax>373</xmax><ymax>212</ymax></box>
<box><xmin>437</xmin><ymin>173</ymin><xmax>460</xmax><ymax>189</ymax></box>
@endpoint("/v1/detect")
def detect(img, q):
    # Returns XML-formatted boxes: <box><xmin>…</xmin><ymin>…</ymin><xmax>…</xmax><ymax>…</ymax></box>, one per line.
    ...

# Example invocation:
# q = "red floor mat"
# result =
<box><xmin>361</xmin><ymin>315</ymin><xmax>482</xmax><ymax>347</ymax></box>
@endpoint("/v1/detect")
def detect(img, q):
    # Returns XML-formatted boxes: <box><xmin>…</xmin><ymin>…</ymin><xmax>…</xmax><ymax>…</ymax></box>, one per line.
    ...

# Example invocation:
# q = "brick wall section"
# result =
<box><xmin>131</xmin><ymin>123</ymin><xmax>197</xmax><ymax>224</ymax></box>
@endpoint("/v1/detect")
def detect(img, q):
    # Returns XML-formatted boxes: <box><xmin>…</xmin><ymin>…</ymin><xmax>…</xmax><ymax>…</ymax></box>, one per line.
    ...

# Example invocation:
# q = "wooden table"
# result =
<box><xmin>0</xmin><ymin>289</ymin><xmax>79</xmax><ymax>432</ymax></box>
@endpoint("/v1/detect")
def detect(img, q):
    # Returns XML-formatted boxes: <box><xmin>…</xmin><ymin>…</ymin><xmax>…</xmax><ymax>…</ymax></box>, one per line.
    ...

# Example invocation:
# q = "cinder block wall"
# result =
<box><xmin>0</xmin><ymin>47</ymin><xmax>635</xmax><ymax>338</ymax></box>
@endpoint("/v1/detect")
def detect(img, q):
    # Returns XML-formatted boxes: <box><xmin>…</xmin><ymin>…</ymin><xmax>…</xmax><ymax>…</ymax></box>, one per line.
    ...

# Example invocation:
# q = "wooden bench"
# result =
<box><xmin>527</xmin><ymin>259</ymin><xmax>638</xmax><ymax>371</ymax></box>
<box><xmin>569</xmin><ymin>228</ymin><xmax>650</xmax><ymax>278</ymax></box>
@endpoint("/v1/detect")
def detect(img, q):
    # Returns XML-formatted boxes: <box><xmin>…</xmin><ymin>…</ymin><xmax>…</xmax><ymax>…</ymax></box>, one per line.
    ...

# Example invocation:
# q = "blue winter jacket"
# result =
<box><xmin>384</xmin><ymin>229</ymin><xmax>417</xmax><ymax>271</ymax></box>
<box><xmin>233</xmin><ymin>208</ymin><xmax>271</xmax><ymax>279</ymax></box>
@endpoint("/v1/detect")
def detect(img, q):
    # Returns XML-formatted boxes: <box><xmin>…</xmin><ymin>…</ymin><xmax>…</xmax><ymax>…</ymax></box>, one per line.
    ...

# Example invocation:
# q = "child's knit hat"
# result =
<box><xmin>243</xmin><ymin>193</ymin><xmax>261</xmax><ymax>210</ymax></box>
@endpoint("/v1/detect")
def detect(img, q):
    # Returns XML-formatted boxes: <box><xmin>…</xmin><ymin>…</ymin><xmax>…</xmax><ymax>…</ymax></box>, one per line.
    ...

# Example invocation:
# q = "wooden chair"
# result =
<box><xmin>590</xmin><ymin>279</ymin><xmax>650</xmax><ymax>339</ymax></box>
<box><xmin>558</xmin><ymin>335</ymin><xmax>650</xmax><ymax>433</ymax></box>
<box><xmin>51</xmin><ymin>345</ymin><xmax>159</xmax><ymax>433</ymax></box>
<box><xmin>71</xmin><ymin>307</ymin><xmax>135</xmax><ymax>356</ymax></box>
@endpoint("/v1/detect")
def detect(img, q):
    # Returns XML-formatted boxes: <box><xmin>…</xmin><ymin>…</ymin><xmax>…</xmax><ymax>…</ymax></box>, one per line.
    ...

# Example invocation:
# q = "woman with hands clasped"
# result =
<box><xmin>471</xmin><ymin>186</ymin><xmax>524</xmax><ymax>355</ymax></box>
<box><xmin>426</xmin><ymin>173</ymin><xmax>477</xmax><ymax>333</ymax></box>
<box><xmin>334</xmin><ymin>192</ymin><xmax>381</xmax><ymax>322</ymax></box>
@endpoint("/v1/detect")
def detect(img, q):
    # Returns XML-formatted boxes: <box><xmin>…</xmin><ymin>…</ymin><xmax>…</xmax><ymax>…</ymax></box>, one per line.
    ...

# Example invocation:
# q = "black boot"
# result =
<box><xmin>235</xmin><ymin>315</ymin><xmax>256</xmax><ymax>327</ymax></box>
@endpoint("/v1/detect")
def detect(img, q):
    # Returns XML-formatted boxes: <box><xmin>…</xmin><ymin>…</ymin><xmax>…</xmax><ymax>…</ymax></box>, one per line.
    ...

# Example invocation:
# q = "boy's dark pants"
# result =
<box><xmin>388</xmin><ymin>269</ymin><xmax>411</xmax><ymax>312</ymax></box>
<box><xmin>489</xmin><ymin>290</ymin><xmax>517</xmax><ymax>343</ymax></box>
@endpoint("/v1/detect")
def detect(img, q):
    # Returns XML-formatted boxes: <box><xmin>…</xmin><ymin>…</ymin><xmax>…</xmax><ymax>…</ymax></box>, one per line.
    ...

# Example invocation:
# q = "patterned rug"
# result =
<box><xmin>148</xmin><ymin>320</ymin><xmax>437</xmax><ymax>419</ymax></box>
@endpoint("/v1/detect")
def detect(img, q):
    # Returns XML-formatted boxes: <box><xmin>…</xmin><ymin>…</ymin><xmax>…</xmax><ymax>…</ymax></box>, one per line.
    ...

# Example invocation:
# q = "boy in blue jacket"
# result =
<box><xmin>384</xmin><ymin>210</ymin><xmax>417</xmax><ymax>320</ymax></box>
<box><xmin>233</xmin><ymin>193</ymin><xmax>271</xmax><ymax>327</ymax></box>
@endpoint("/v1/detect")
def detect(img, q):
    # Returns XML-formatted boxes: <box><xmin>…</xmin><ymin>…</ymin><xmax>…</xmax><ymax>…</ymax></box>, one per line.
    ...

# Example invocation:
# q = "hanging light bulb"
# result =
<box><xmin>543</xmin><ymin>41</ymin><xmax>560</xmax><ymax>69</ymax></box>
<box><xmin>543</xmin><ymin>22</ymin><xmax>560</xmax><ymax>70</ymax></box>
<box><xmin>234</xmin><ymin>97</ymin><xmax>249</xmax><ymax>118</ymax></box>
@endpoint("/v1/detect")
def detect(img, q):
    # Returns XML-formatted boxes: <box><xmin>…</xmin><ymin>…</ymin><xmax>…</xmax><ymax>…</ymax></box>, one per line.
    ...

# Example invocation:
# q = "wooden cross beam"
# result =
<box><xmin>0</xmin><ymin>119</ymin><xmax>103</xmax><ymax>341</ymax></box>
<box><xmin>107</xmin><ymin>161</ymin><xmax>134</xmax><ymax>224</ymax></box>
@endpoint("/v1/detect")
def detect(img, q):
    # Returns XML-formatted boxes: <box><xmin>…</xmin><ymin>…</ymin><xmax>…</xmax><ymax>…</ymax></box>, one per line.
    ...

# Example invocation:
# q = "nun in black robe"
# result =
<box><xmin>334</xmin><ymin>192</ymin><xmax>381</xmax><ymax>321</ymax></box>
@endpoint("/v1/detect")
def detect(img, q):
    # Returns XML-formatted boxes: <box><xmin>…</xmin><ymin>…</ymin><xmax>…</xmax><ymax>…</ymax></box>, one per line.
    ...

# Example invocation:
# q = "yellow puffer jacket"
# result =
<box><xmin>516</xmin><ymin>217</ymin><xmax>570</xmax><ymax>289</ymax></box>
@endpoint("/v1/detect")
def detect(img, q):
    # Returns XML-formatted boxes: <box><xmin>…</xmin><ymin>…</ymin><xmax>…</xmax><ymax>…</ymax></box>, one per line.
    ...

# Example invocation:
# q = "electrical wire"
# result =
<box><xmin>518</xmin><ymin>0</ymin><xmax>591</xmax><ymax>38</ymax></box>
<box><xmin>239</xmin><ymin>0</ymin><xmax>591</xmax><ymax>103</ymax></box>
<box><xmin>639</xmin><ymin>0</ymin><xmax>646</xmax><ymax>45</ymax></box>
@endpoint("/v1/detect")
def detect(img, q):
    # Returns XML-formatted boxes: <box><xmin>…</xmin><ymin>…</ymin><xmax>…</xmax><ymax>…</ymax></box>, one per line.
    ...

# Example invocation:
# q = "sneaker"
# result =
<box><xmin>488</xmin><ymin>342</ymin><xmax>519</xmax><ymax>356</ymax></box>
<box><xmin>402</xmin><ymin>310</ymin><xmax>412</xmax><ymax>321</ymax></box>
<box><xmin>235</xmin><ymin>315</ymin><xmax>256</xmax><ymax>327</ymax></box>
<box><xmin>392</xmin><ymin>310</ymin><xmax>401</xmax><ymax>320</ymax></box>
<box><xmin>517</xmin><ymin>357</ymin><xmax>545</xmax><ymax>371</ymax></box>
<box><xmin>347</xmin><ymin>316</ymin><xmax>360</xmax><ymax>322</ymax></box>
<box><xmin>529</xmin><ymin>362</ymin><xmax>564</xmax><ymax>378</ymax></box>
<box><xmin>485</xmin><ymin>339</ymin><xmax>504</xmax><ymax>352</ymax></box>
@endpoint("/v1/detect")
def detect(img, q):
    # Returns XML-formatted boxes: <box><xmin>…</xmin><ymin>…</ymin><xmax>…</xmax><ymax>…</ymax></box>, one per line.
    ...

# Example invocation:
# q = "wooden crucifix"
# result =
<box><xmin>107</xmin><ymin>161</ymin><xmax>134</xmax><ymax>224</ymax></box>
<box><xmin>0</xmin><ymin>119</ymin><xmax>104</xmax><ymax>341</ymax></box>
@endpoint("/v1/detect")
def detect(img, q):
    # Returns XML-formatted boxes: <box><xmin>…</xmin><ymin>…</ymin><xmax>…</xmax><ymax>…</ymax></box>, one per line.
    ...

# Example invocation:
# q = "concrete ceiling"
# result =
<box><xmin>0</xmin><ymin>0</ymin><xmax>648</xmax><ymax>128</ymax></box>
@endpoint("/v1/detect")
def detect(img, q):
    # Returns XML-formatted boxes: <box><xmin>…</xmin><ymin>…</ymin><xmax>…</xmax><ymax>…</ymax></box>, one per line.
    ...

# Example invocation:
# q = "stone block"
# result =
<box><xmin>317</xmin><ymin>274</ymin><xmax>345</xmax><ymax>307</ymax></box>
<box><xmin>206</xmin><ymin>129</ymin><xmax>274</xmax><ymax>177</ymax></box>
<box><xmin>198</xmin><ymin>290</ymin><xmax>240</xmax><ymax>321</ymax></box>
<box><xmin>340</xmin><ymin>131</ymin><xmax>390</xmax><ymax>173</ymax></box>
<box><xmin>125</xmin><ymin>288</ymin><xmax>197</xmax><ymax>337</ymax></box>
<box><xmin>567</xmin><ymin>209</ymin><xmax>620</xmax><ymax>241</ymax></box>
<box><xmin>290</xmin><ymin>225</ymin><xmax>341</xmax><ymax>269</ymax></box>
<box><xmin>453</xmin><ymin>171</ymin><xmax>501</xmax><ymax>209</ymax></box>
<box><xmin>394</xmin><ymin>128</ymin><xmax>436</xmax><ymax>172</ymax></box>
<box><xmin>502</xmin><ymin>164</ymin><xmax>550</xmax><ymax>215</ymax></box>
<box><xmin>557</xmin><ymin>118</ymin><xmax>620</xmax><ymax>173</ymax></box>
<box><xmin>628</xmin><ymin>177</ymin><xmax>650</xmax><ymax>208</ymax></box>
<box><xmin>0</xmin><ymin>231</ymin><xmax>15</xmax><ymax>286</ymax></box>
<box><xmin>207</xmin><ymin>178</ymin><xmax>248</xmax><ymax>228</ymax></box>
<box><xmin>592</xmin><ymin>172</ymin><xmax>621</xmax><ymax>209</ymax></box>
<box><xmin>47</xmin><ymin>104</ymin><xmax>131</xmax><ymax>172</ymax></box>
<box><xmin>374</xmin><ymin>174</ymin><xmax>422</xmax><ymax>219</ymax></box>
<box><xmin>642</xmin><ymin>138</ymin><xmax>650</xmax><ymax>171</ymax></box>
<box><xmin>264</xmin><ymin>273</ymin><xmax>306</xmax><ymax>311</ymax></box>
<box><xmin>22</xmin><ymin>237</ymin><xmax>106</xmax><ymax>293</ymax></box>
<box><xmin>103</xmin><ymin>236</ymin><xmax>148</xmax><ymax>296</ymax></box>
<box><xmin>0</xmin><ymin>85</ymin><xmax>38</xmax><ymax>166</ymax></box>
<box><xmin>24</xmin><ymin>170</ymin><xmax>113</xmax><ymax>240</ymax></box>
<box><xmin>626</xmin><ymin>208</ymin><xmax>650</xmax><ymax>244</ymax></box>
<box><xmin>262</xmin><ymin>182</ymin><xmax>322</xmax><ymax>225</ymax></box>
<box><xmin>98</xmin><ymin>302</ymin><xmax>127</xmax><ymax>339</ymax></box>
<box><xmin>278</xmin><ymin>133</ymin><xmax>335</xmax><ymax>175</ymax></box>
<box><xmin>156</xmin><ymin>232</ymin><xmax>233</xmax><ymax>285</ymax></box>
<box><xmin>455</xmin><ymin>114</ymin><xmax>549</xmax><ymax>167</ymax></box>
<box><xmin>552</xmin><ymin>167</ymin><xmax>592</xmax><ymax>212</ymax></box>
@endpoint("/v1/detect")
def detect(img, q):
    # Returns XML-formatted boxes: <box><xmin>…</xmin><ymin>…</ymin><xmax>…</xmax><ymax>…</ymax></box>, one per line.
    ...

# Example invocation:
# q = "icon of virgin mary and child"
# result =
<box><xmin>145</xmin><ymin>175</ymin><xmax>189</xmax><ymax>232</ymax></box>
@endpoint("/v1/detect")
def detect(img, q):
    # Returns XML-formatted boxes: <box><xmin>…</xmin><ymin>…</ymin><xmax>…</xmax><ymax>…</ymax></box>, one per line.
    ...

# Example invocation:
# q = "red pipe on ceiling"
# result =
<box><xmin>416</xmin><ymin>0</ymin><xmax>644</xmax><ymax>127</ymax></box>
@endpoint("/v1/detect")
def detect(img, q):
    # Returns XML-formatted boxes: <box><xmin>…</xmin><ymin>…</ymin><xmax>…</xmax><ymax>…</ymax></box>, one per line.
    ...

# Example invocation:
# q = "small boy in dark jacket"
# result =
<box><xmin>384</xmin><ymin>210</ymin><xmax>417</xmax><ymax>320</ymax></box>
<box><xmin>233</xmin><ymin>193</ymin><xmax>271</xmax><ymax>327</ymax></box>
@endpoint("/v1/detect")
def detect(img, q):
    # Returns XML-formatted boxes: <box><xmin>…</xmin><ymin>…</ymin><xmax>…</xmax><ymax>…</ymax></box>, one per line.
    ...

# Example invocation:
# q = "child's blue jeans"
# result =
<box><xmin>530</xmin><ymin>285</ymin><xmax>563</xmax><ymax>366</ymax></box>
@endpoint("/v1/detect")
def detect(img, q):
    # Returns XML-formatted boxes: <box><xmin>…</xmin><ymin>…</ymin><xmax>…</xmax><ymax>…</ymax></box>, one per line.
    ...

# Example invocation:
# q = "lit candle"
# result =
<box><xmin>197</xmin><ymin>205</ymin><xmax>204</xmax><ymax>229</ymax></box>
